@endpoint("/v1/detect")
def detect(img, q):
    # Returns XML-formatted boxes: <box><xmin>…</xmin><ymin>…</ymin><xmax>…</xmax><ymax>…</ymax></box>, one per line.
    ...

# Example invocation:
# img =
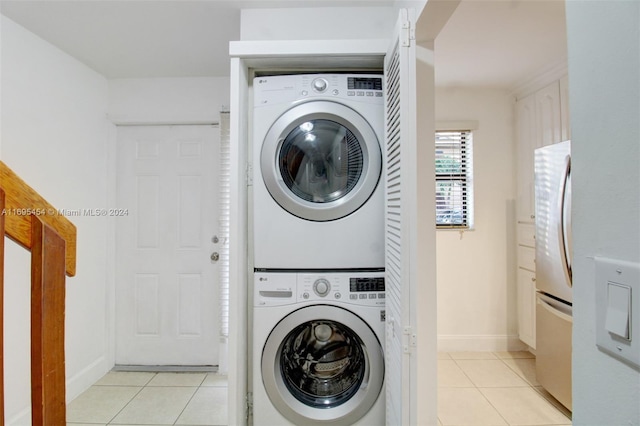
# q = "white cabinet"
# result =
<box><xmin>536</xmin><ymin>82</ymin><xmax>563</xmax><ymax>148</ymax></box>
<box><xmin>516</xmin><ymin>93</ymin><xmax>538</xmax><ymax>223</ymax></box>
<box><xmin>515</xmin><ymin>76</ymin><xmax>569</xmax><ymax>349</ymax></box>
<box><xmin>517</xmin><ymin>266</ymin><xmax>537</xmax><ymax>348</ymax></box>
<box><xmin>516</xmin><ymin>80</ymin><xmax>563</xmax><ymax>223</ymax></box>
<box><xmin>516</xmin><ymin>223</ymin><xmax>537</xmax><ymax>348</ymax></box>
<box><xmin>560</xmin><ymin>75</ymin><xmax>571</xmax><ymax>141</ymax></box>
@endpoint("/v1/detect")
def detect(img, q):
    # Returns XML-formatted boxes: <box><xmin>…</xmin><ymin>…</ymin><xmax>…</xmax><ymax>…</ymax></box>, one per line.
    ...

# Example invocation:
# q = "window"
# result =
<box><xmin>435</xmin><ymin>130</ymin><xmax>474</xmax><ymax>229</ymax></box>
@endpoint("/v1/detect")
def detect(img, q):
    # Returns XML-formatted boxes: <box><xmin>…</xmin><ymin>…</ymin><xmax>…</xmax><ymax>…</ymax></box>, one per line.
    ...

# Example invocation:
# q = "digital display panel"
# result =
<box><xmin>348</xmin><ymin>77</ymin><xmax>383</xmax><ymax>91</ymax></box>
<box><xmin>350</xmin><ymin>277</ymin><xmax>385</xmax><ymax>292</ymax></box>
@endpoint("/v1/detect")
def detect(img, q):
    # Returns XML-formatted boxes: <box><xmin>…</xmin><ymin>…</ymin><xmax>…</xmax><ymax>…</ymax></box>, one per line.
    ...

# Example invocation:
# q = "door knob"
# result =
<box><xmin>211</xmin><ymin>252</ymin><xmax>219</xmax><ymax>262</ymax></box>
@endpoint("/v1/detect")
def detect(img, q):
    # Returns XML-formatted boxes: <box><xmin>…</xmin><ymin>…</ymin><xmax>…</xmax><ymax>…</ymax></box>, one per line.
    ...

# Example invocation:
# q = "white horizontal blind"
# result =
<box><xmin>435</xmin><ymin>130</ymin><xmax>473</xmax><ymax>228</ymax></box>
<box><xmin>219</xmin><ymin>112</ymin><xmax>231</xmax><ymax>337</ymax></box>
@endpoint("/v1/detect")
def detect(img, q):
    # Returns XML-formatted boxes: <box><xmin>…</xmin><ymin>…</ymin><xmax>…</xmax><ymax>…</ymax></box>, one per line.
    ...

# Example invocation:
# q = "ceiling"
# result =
<box><xmin>0</xmin><ymin>0</ymin><xmax>567</xmax><ymax>88</ymax></box>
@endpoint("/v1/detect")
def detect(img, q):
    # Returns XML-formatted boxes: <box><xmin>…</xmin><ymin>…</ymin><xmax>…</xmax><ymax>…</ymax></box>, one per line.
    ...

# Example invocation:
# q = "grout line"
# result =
<box><xmin>172</xmin><ymin>384</ymin><xmax>200</xmax><ymax>426</ymax></box>
<box><xmin>105</xmin><ymin>381</ymin><xmax>149</xmax><ymax>426</ymax></box>
<box><xmin>440</xmin><ymin>352</ymin><xmax>571</xmax><ymax>426</ymax></box>
<box><xmin>467</xmin><ymin>356</ymin><xmax>511</xmax><ymax>426</ymax></box>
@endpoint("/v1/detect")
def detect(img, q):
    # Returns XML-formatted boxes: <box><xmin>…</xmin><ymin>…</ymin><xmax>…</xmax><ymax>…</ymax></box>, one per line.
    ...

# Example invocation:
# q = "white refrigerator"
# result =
<box><xmin>534</xmin><ymin>140</ymin><xmax>572</xmax><ymax>411</ymax></box>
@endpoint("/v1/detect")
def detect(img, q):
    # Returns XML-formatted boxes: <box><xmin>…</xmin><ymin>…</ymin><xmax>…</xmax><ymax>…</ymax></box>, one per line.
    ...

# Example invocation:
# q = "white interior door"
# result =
<box><xmin>116</xmin><ymin>124</ymin><xmax>220</xmax><ymax>366</ymax></box>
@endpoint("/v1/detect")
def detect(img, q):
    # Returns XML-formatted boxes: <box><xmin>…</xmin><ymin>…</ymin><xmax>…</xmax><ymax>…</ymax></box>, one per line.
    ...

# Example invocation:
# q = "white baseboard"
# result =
<box><xmin>6</xmin><ymin>356</ymin><xmax>111</xmax><ymax>426</ymax></box>
<box><xmin>66</xmin><ymin>355</ymin><xmax>112</xmax><ymax>403</ymax></box>
<box><xmin>438</xmin><ymin>334</ymin><xmax>528</xmax><ymax>353</ymax></box>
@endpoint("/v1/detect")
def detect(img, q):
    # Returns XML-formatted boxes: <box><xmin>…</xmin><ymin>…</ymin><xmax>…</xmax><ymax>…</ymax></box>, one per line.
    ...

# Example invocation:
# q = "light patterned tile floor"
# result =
<box><xmin>69</xmin><ymin>352</ymin><xmax>570</xmax><ymax>426</ymax></box>
<box><xmin>67</xmin><ymin>372</ymin><xmax>228</xmax><ymax>426</ymax></box>
<box><xmin>438</xmin><ymin>351</ymin><xmax>572</xmax><ymax>426</ymax></box>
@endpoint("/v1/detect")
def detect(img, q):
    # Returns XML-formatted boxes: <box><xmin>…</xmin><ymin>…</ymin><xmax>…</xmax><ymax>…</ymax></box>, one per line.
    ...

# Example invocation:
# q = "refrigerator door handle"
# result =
<box><xmin>558</xmin><ymin>154</ymin><xmax>572</xmax><ymax>287</ymax></box>
<box><xmin>538</xmin><ymin>294</ymin><xmax>573</xmax><ymax>323</ymax></box>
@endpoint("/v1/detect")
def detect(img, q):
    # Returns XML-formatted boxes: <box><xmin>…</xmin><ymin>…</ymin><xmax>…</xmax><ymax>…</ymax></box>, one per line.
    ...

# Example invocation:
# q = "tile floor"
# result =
<box><xmin>68</xmin><ymin>351</ymin><xmax>571</xmax><ymax>426</ymax></box>
<box><xmin>67</xmin><ymin>371</ymin><xmax>228</xmax><ymax>426</ymax></box>
<box><xmin>438</xmin><ymin>351</ymin><xmax>572</xmax><ymax>426</ymax></box>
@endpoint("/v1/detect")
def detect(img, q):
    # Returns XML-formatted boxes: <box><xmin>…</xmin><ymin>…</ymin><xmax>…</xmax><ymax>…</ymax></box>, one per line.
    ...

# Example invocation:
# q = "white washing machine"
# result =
<box><xmin>253</xmin><ymin>271</ymin><xmax>385</xmax><ymax>426</ymax></box>
<box><xmin>252</xmin><ymin>74</ymin><xmax>384</xmax><ymax>270</ymax></box>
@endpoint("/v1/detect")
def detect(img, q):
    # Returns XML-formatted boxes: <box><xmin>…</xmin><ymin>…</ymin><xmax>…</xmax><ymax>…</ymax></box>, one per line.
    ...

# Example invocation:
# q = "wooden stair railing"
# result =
<box><xmin>0</xmin><ymin>161</ymin><xmax>77</xmax><ymax>426</ymax></box>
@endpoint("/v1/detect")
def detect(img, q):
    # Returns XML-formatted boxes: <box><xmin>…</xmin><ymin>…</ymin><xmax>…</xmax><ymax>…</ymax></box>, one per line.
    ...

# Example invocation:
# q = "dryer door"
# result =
<box><xmin>261</xmin><ymin>305</ymin><xmax>384</xmax><ymax>425</ymax></box>
<box><xmin>261</xmin><ymin>101</ymin><xmax>382</xmax><ymax>221</ymax></box>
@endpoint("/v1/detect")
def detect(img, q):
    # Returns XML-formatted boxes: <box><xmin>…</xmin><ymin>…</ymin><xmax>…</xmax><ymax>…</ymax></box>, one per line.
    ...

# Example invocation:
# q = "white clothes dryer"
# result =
<box><xmin>253</xmin><ymin>271</ymin><xmax>385</xmax><ymax>426</ymax></box>
<box><xmin>252</xmin><ymin>74</ymin><xmax>384</xmax><ymax>270</ymax></box>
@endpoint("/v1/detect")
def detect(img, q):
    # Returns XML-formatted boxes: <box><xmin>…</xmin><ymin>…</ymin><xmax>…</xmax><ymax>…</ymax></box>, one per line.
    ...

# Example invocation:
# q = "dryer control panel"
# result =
<box><xmin>254</xmin><ymin>271</ymin><xmax>385</xmax><ymax>307</ymax></box>
<box><xmin>254</xmin><ymin>74</ymin><xmax>384</xmax><ymax>108</ymax></box>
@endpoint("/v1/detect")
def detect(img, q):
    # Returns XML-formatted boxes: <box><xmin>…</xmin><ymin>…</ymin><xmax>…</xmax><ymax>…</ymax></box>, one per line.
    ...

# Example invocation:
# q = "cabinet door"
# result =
<box><xmin>560</xmin><ymin>75</ymin><xmax>571</xmax><ymax>141</ymax></box>
<box><xmin>517</xmin><ymin>267</ymin><xmax>537</xmax><ymax>348</ymax></box>
<box><xmin>517</xmin><ymin>245</ymin><xmax>536</xmax><ymax>272</ymax></box>
<box><xmin>516</xmin><ymin>93</ymin><xmax>537</xmax><ymax>222</ymax></box>
<box><xmin>536</xmin><ymin>81</ymin><xmax>562</xmax><ymax>147</ymax></box>
<box><xmin>517</xmin><ymin>223</ymin><xmax>536</xmax><ymax>248</ymax></box>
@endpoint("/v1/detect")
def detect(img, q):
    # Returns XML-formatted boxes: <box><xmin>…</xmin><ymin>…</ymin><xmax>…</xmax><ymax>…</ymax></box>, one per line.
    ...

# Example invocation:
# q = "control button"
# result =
<box><xmin>366</xmin><ymin>91</ymin><xmax>374</xmax><ymax>96</ymax></box>
<box><xmin>347</xmin><ymin>91</ymin><xmax>355</xmax><ymax>96</ymax></box>
<box><xmin>359</xmin><ymin>294</ymin><xmax>367</xmax><ymax>299</ymax></box>
<box><xmin>335</xmin><ymin>292</ymin><xmax>342</xmax><ymax>299</ymax></box>
<box><xmin>303</xmin><ymin>292</ymin><xmax>309</xmax><ymax>299</ymax></box>
<box><xmin>313</xmin><ymin>278</ymin><xmax>331</xmax><ymax>297</ymax></box>
<box><xmin>375</xmin><ymin>92</ymin><xmax>383</xmax><ymax>97</ymax></box>
<box><xmin>369</xmin><ymin>294</ymin><xmax>377</xmax><ymax>299</ymax></box>
<box><xmin>312</xmin><ymin>78</ymin><xmax>328</xmax><ymax>92</ymax></box>
<box><xmin>332</xmin><ymin>89</ymin><xmax>339</xmax><ymax>96</ymax></box>
<box><xmin>301</xmin><ymin>90</ymin><xmax>308</xmax><ymax>96</ymax></box>
<box><xmin>378</xmin><ymin>293</ymin><xmax>386</xmax><ymax>299</ymax></box>
<box><xmin>357</xmin><ymin>91</ymin><xmax>365</xmax><ymax>96</ymax></box>
<box><xmin>350</xmin><ymin>294</ymin><xmax>358</xmax><ymax>300</ymax></box>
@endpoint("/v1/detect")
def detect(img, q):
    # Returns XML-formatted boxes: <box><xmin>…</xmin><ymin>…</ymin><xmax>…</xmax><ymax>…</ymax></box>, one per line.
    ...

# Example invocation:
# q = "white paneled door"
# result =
<box><xmin>116</xmin><ymin>125</ymin><xmax>220</xmax><ymax>366</ymax></box>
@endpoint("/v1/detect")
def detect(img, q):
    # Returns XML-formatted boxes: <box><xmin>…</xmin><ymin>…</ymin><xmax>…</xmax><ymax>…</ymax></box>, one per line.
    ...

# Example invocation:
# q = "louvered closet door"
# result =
<box><xmin>384</xmin><ymin>8</ymin><xmax>417</xmax><ymax>426</ymax></box>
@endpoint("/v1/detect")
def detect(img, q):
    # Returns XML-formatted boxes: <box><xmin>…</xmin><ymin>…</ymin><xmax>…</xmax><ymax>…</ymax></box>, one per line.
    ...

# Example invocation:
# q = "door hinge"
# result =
<box><xmin>403</xmin><ymin>326</ymin><xmax>417</xmax><ymax>353</ymax></box>
<box><xmin>246</xmin><ymin>391</ymin><xmax>253</xmax><ymax>421</ymax></box>
<box><xmin>401</xmin><ymin>19</ymin><xmax>414</xmax><ymax>47</ymax></box>
<box><xmin>246</xmin><ymin>162</ymin><xmax>253</xmax><ymax>186</ymax></box>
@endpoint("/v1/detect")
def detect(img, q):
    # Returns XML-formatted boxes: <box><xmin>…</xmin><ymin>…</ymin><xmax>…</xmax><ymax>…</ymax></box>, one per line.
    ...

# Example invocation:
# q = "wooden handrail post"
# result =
<box><xmin>0</xmin><ymin>164</ymin><xmax>75</xmax><ymax>425</ymax></box>
<box><xmin>30</xmin><ymin>215</ymin><xmax>66</xmax><ymax>426</ymax></box>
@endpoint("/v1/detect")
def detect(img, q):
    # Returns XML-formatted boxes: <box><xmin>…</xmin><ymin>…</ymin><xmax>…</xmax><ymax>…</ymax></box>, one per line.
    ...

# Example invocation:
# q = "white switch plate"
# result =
<box><xmin>595</xmin><ymin>257</ymin><xmax>640</xmax><ymax>368</ymax></box>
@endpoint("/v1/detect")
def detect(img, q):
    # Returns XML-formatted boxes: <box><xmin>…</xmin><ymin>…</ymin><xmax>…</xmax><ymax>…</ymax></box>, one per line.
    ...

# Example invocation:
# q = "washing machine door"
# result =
<box><xmin>261</xmin><ymin>101</ymin><xmax>382</xmax><ymax>221</ymax></box>
<box><xmin>261</xmin><ymin>305</ymin><xmax>384</xmax><ymax>425</ymax></box>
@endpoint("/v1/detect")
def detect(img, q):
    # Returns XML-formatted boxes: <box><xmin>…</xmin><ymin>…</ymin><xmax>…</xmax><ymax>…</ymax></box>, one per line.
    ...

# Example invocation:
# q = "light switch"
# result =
<box><xmin>595</xmin><ymin>257</ymin><xmax>640</xmax><ymax>368</ymax></box>
<box><xmin>605</xmin><ymin>282</ymin><xmax>631</xmax><ymax>339</ymax></box>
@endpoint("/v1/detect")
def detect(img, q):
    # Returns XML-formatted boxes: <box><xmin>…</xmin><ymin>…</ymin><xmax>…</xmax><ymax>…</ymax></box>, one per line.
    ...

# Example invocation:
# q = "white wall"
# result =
<box><xmin>435</xmin><ymin>87</ymin><xmax>520</xmax><ymax>352</ymax></box>
<box><xmin>1</xmin><ymin>15</ymin><xmax>111</xmax><ymax>424</ymax></box>
<box><xmin>566</xmin><ymin>2</ymin><xmax>640</xmax><ymax>424</ymax></box>
<box><xmin>240</xmin><ymin>7</ymin><xmax>394</xmax><ymax>41</ymax></box>
<box><xmin>108</xmin><ymin>77</ymin><xmax>230</xmax><ymax>124</ymax></box>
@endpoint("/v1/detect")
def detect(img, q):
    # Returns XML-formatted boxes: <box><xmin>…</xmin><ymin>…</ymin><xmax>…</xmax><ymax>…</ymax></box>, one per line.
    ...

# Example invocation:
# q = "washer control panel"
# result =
<box><xmin>298</xmin><ymin>272</ymin><xmax>385</xmax><ymax>307</ymax></box>
<box><xmin>255</xmin><ymin>271</ymin><xmax>385</xmax><ymax>307</ymax></box>
<box><xmin>254</xmin><ymin>73</ymin><xmax>384</xmax><ymax>107</ymax></box>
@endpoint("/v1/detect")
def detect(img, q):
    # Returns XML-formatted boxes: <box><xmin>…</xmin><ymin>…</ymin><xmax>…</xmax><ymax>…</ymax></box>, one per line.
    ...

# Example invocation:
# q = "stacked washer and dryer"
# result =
<box><xmin>252</xmin><ymin>74</ymin><xmax>386</xmax><ymax>426</ymax></box>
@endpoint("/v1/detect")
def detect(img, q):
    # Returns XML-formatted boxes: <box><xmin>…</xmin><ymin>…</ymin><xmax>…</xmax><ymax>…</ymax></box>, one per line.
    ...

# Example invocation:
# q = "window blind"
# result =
<box><xmin>219</xmin><ymin>112</ymin><xmax>230</xmax><ymax>337</ymax></box>
<box><xmin>435</xmin><ymin>130</ymin><xmax>474</xmax><ymax>229</ymax></box>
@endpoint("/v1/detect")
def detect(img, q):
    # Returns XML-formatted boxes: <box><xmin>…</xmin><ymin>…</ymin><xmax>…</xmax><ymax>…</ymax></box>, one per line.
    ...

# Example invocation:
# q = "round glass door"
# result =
<box><xmin>261</xmin><ymin>101</ymin><xmax>381</xmax><ymax>221</ymax></box>
<box><xmin>280</xmin><ymin>319</ymin><xmax>366</xmax><ymax>408</ymax></box>
<box><xmin>262</xmin><ymin>305</ymin><xmax>384</xmax><ymax>425</ymax></box>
